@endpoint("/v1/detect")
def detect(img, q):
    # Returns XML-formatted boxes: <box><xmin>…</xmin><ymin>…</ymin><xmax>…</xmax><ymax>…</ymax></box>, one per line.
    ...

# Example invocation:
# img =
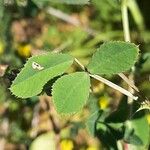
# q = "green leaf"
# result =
<box><xmin>52</xmin><ymin>72</ymin><xmax>90</xmax><ymax>114</ymax></box>
<box><xmin>124</xmin><ymin>113</ymin><xmax>150</xmax><ymax>148</ymax></box>
<box><xmin>87</xmin><ymin>94</ymin><xmax>99</xmax><ymax>113</ymax></box>
<box><xmin>30</xmin><ymin>132</ymin><xmax>56</xmax><ymax>150</ymax></box>
<box><xmin>86</xmin><ymin>95</ymin><xmax>100</xmax><ymax>136</ymax></box>
<box><xmin>10</xmin><ymin>53</ymin><xmax>74</xmax><ymax>98</ymax></box>
<box><xmin>96</xmin><ymin>123</ymin><xmax>118</xmax><ymax>150</ymax></box>
<box><xmin>87</xmin><ymin>41</ymin><xmax>139</xmax><ymax>75</ymax></box>
<box><xmin>86</xmin><ymin>110</ymin><xmax>100</xmax><ymax>136</ymax></box>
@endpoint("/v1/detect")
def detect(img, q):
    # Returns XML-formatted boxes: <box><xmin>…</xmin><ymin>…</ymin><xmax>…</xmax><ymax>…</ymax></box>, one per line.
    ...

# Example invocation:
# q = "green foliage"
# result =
<box><xmin>123</xmin><ymin>114</ymin><xmax>150</xmax><ymax>150</ymax></box>
<box><xmin>10</xmin><ymin>41</ymin><xmax>140</xmax><ymax>113</ymax></box>
<box><xmin>10</xmin><ymin>53</ymin><xmax>74</xmax><ymax>98</ymax></box>
<box><xmin>0</xmin><ymin>0</ymin><xmax>4</xmax><ymax>19</ymax></box>
<box><xmin>1</xmin><ymin>0</ymin><xmax>149</xmax><ymax>149</ymax></box>
<box><xmin>52</xmin><ymin>72</ymin><xmax>90</xmax><ymax>114</ymax></box>
<box><xmin>31</xmin><ymin>0</ymin><xmax>51</xmax><ymax>7</ymax></box>
<box><xmin>0</xmin><ymin>84</ymin><xmax>7</xmax><ymax>103</ymax></box>
<box><xmin>86</xmin><ymin>110</ymin><xmax>100</xmax><ymax>136</ymax></box>
<box><xmin>9</xmin><ymin>122</ymin><xmax>27</xmax><ymax>143</ymax></box>
<box><xmin>87</xmin><ymin>41</ymin><xmax>139</xmax><ymax>75</ymax></box>
<box><xmin>86</xmin><ymin>95</ymin><xmax>100</xmax><ymax>136</ymax></box>
<box><xmin>92</xmin><ymin>0</ymin><xmax>120</xmax><ymax>23</ymax></box>
<box><xmin>88</xmin><ymin>100</ymin><xmax>150</xmax><ymax>150</ymax></box>
<box><xmin>32</xmin><ymin>0</ymin><xmax>89</xmax><ymax>7</ymax></box>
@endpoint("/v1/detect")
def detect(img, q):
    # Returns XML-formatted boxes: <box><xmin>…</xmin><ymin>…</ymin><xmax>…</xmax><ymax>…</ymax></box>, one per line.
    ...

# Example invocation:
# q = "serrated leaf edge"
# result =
<box><xmin>51</xmin><ymin>72</ymin><xmax>91</xmax><ymax>115</ymax></box>
<box><xmin>87</xmin><ymin>41</ymin><xmax>140</xmax><ymax>75</ymax></box>
<box><xmin>10</xmin><ymin>53</ymin><xmax>74</xmax><ymax>98</ymax></box>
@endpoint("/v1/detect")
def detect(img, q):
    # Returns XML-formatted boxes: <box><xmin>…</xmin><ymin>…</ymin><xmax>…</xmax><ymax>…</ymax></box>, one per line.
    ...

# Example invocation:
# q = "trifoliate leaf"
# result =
<box><xmin>87</xmin><ymin>41</ymin><xmax>139</xmax><ymax>75</ymax></box>
<box><xmin>52</xmin><ymin>72</ymin><xmax>90</xmax><ymax>114</ymax></box>
<box><xmin>10</xmin><ymin>53</ymin><xmax>74</xmax><ymax>98</ymax></box>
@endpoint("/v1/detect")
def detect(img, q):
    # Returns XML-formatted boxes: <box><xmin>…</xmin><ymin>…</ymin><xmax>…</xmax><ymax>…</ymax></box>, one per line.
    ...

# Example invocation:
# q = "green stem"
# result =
<box><xmin>121</xmin><ymin>7</ymin><xmax>135</xmax><ymax>149</ymax></box>
<box><xmin>121</xmin><ymin>0</ymin><xmax>134</xmax><ymax>102</ymax></box>
<box><xmin>121</xmin><ymin>0</ymin><xmax>131</xmax><ymax>42</ymax></box>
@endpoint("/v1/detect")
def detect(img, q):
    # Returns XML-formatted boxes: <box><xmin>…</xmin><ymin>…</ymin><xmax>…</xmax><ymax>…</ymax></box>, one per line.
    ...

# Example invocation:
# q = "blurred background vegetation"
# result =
<box><xmin>0</xmin><ymin>0</ymin><xmax>150</xmax><ymax>149</ymax></box>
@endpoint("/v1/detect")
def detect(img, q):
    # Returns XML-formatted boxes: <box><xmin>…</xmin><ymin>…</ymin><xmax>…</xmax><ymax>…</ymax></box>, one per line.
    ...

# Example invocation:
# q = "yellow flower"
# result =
<box><xmin>98</xmin><ymin>96</ymin><xmax>109</xmax><ymax>110</ymax></box>
<box><xmin>0</xmin><ymin>41</ymin><xmax>4</xmax><ymax>54</ymax></box>
<box><xmin>147</xmin><ymin>113</ymin><xmax>150</xmax><ymax>124</ymax></box>
<box><xmin>17</xmin><ymin>44</ymin><xmax>31</xmax><ymax>58</ymax></box>
<box><xmin>86</xmin><ymin>146</ymin><xmax>97</xmax><ymax>150</ymax></box>
<box><xmin>60</xmin><ymin>139</ymin><xmax>74</xmax><ymax>150</ymax></box>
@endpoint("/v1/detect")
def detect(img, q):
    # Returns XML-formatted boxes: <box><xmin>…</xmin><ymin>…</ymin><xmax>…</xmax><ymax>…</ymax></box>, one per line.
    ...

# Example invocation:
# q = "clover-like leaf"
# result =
<box><xmin>87</xmin><ymin>41</ymin><xmax>139</xmax><ymax>75</ymax></box>
<box><xmin>10</xmin><ymin>53</ymin><xmax>74</xmax><ymax>98</ymax></box>
<box><xmin>52</xmin><ymin>72</ymin><xmax>90</xmax><ymax>114</ymax></box>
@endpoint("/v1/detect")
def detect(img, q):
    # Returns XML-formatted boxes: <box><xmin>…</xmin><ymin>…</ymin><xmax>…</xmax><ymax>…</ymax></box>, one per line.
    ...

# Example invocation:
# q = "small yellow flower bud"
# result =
<box><xmin>17</xmin><ymin>44</ymin><xmax>31</xmax><ymax>58</ymax></box>
<box><xmin>98</xmin><ymin>96</ymin><xmax>109</xmax><ymax>110</ymax></box>
<box><xmin>60</xmin><ymin>139</ymin><xmax>74</xmax><ymax>150</ymax></box>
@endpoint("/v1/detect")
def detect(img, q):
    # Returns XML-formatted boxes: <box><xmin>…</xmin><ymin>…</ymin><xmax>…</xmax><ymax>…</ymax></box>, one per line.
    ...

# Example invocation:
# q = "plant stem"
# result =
<box><xmin>89</xmin><ymin>74</ymin><xmax>138</xmax><ymax>101</ymax></box>
<box><xmin>74</xmin><ymin>58</ymin><xmax>138</xmax><ymax>100</ymax></box>
<box><xmin>121</xmin><ymin>0</ymin><xmax>137</xmax><ymax>105</ymax></box>
<box><xmin>118</xmin><ymin>73</ymin><xmax>139</xmax><ymax>92</ymax></box>
<box><xmin>121</xmin><ymin>0</ymin><xmax>131</xmax><ymax>42</ymax></box>
<box><xmin>74</xmin><ymin>58</ymin><xmax>86</xmax><ymax>71</ymax></box>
